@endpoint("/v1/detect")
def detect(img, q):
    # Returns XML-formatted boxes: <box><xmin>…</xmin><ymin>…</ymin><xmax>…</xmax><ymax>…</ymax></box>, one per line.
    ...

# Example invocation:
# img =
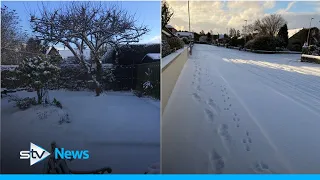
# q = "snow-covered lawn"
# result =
<box><xmin>1</xmin><ymin>90</ymin><xmax>160</xmax><ymax>173</ymax></box>
<box><xmin>162</xmin><ymin>44</ymin><xmax>320</xmax><ymax>174</ymax></box>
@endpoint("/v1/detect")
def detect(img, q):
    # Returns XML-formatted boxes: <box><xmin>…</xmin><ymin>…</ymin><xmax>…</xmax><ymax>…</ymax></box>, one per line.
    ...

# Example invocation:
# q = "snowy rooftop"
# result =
<box><xmin>176</xmin><ymin>32</ymin><xmax>194</xmax><ymax>38</ymax></box>
<box><xmin>57</xmin><ymin>49</ymin><xmax>91</xmax><ymax>60</ymax></box>
<box><xmin>146</xmin><ymin>53</ymin><xmax>161</xmax><ymax>60</ymax></box>
<box><xmin>288</xmin><ymin>28</ymin><xmax>303</xmax><ymax>38</ymax></box>
<box><xmin>45</xmin><ymin>47</ymin><xmax>53</xmax><ymax>55</ymax></box>
<box><xmin>165</xmin><ymin>25</ymin><xmax>174</xmax><ymax>29</ymax></box>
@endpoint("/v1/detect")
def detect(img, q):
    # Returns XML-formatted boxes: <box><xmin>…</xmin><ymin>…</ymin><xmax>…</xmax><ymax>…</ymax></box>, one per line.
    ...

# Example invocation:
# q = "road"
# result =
<box><xmin>162</xmin><ymin>44</ymin><xmax>320</xmax><ymax>174</ymax></box>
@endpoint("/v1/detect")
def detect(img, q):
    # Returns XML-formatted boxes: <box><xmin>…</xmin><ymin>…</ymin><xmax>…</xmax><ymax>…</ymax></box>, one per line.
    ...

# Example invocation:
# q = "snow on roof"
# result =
<box><xmin>141</xmin><ymin>53</ymin><xmax>160</xmax><ymax>63</ymax></box>
<box><xmin>165</xmin><ymin>25</ymin><xmax>174</xmax><ymax>29</ymax></box>
<box><xmin>218</xmin><ymin>34</ymin><xmax>224</xmax><ymax>39</ymax></box>
<box><xmin>45</xmin><ymin>47</ymin><xmax>53</xmax><ymax>55</ymax></box>
<box><xmin>176</xmin><ymin>32</ymin><xmax>194</xmax><ymax>38</ymax></box>
<box><xmin>146</xmin><ymin>53</ymin><xmax>160</xmax><ymax>60</ymax></box>
<box><xmin>58</xmin><ymin>49</ymin><xmax>91</xmax><ymax>60</ymax></box>
<box><xmin>288</xmin><ymin>28</ymin><xmax>303</xmax><ymax>38</ymax></box>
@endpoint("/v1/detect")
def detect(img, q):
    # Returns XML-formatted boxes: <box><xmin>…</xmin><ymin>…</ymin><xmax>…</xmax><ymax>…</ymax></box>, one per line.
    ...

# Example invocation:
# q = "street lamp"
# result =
<box><xmin>307</xmin><ymin>17</ymin><xmax>314</xmax><ymax>46</ymax></box>
<box><xmin>188</xmin><ymin>0</ymin><xmax>190</xmax><ymax>32</ymax></box>
<box><xmin>244</xmin><ymin>20</ymin><xmax>248</xmax><ymax>45</ymax></box>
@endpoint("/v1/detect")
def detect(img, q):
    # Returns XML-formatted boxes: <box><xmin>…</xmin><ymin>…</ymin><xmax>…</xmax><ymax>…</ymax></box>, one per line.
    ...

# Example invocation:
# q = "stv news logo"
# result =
<box><xmin>20</xmin><ymin>142</ymin><xmax>89</xmax><ymax>166</ymax></box>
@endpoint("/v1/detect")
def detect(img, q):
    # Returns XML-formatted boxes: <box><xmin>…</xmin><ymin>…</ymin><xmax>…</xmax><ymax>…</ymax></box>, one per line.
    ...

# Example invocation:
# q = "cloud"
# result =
<box><xmin>277</xmin><ymin>1</ymin><xmax>296</xmax><ymax>14</ymax></box>
<box><xmin>167</xmin><ymin>1</ymin><xmax>319</xmax><ymax>34</ymax></box>
<box><xmin>167</xmin><ymin>1</ymin><xmax>265</xmax><ymax>33</ymax></box>
<box><xmin>263</xmin><ymin>1</ymin><xmax>276</xmax><ymax>9</ymax></box>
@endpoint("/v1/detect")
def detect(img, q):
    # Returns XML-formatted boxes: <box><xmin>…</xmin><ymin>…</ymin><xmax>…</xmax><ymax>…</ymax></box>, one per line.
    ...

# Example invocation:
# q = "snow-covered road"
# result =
<box><xmin>162</xmin><ymin>44</ymin><xmax>320</xmax><ymax>174</ymax></box>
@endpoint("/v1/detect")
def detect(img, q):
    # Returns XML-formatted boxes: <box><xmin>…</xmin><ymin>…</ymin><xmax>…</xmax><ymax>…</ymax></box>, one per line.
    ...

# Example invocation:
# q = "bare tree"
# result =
<box><xmin>229</xmin><ymin>28</ymin><xmax>237</xmax><ymax>38</ymax></box>
<box><xmin>30</xmin><ymin>2</ymin><xmax>149</xmax><ymax>96</ymax></box>
<box><xmin>242</xmin><ymin>24</ymin><xmax>255</xmax><ymax>36</ymax></box>
<box><xmin>1</xmin><ymin>5</ymin><xmax>27</xmax><ymax>64</ymax></box>
<box><xmin>162</xmin><ymin>1</ymin><xmax>174</xmax><ymax>28</ymax></box>
<box><xmin>253</xmin><ymin>14</ymin><xmax>286</xmax><ymax>36</ymax></box>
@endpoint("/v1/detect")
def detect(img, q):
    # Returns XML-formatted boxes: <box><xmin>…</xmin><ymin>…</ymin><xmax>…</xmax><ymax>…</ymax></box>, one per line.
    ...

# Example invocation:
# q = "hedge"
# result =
<box><xmin>244</xmin><ymin>36</ymin><xmax>277</xmax><ymax>51</ymax></box>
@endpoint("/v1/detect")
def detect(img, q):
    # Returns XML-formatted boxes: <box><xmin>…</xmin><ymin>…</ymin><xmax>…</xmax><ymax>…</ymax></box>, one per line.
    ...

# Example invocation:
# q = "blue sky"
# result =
<box><xmin>1</xmin><ymin>1</ymin><xmax>160</xmax><ymax>46</ymax></box>
<box><xmin>265</xmin><ymin>1</ymin><xmax>318</xmax><ymax>14</ymax></box>
<box><xmin>168</xmin><ymin>1</ymin><xmax>320</xmax><ymax>34</ymax></box>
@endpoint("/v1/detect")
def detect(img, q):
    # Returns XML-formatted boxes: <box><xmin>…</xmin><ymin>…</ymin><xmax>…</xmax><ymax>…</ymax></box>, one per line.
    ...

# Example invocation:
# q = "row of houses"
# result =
<box><xmin>162</xmin><ymin>24</ymin><xmax>194</xmax><ymax>42</ymax></box>
<box><xmin>46</xmin><ymin>44</ymin><xmax>160</xmax><ymax>66</ymax></box>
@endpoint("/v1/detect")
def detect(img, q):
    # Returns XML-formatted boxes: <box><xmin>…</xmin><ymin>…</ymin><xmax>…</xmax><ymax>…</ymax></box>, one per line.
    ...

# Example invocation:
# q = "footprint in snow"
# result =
<box><xmin>209</xmin><ymin>149</ymin><xmax>225</xmax><ymax>174</ymax></box>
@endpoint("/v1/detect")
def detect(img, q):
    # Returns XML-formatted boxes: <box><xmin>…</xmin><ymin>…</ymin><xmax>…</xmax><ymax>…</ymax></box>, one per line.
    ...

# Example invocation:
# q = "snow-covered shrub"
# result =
<box><xmin>167</xmin><ymin>36</ymin><xmax>184</xmax><ymax>51</ymax></box>
<box><xmin>15</xmin><ymin>56</ymin><xmax>60</xmax><ymax>104</ymax></box>
<box><xmin>162</xmin><ymin>39</ymin><xmax>172</xmax><ymax>57</ymax></box>
<box><xmin>302</xmin><ymin>45</ymin><xmax>320</xmax><ymax>56</ymax></box>
<box><xmin>52</xmin><ymin>98</ymin><xmax>62</xmax><ymax>109</ymax></box>
<box><xmin>8</xmin><ymin>95</ymin><xmax>37</xmax><ymax>110</ymax></box>
<box><xmin>142</xmin><ymin>68</ymin><xmax>153</xmax><ymax>96</ymax></box>
<box><xmin>182</xmin><ymin>37</ymin><xmax>189</xmax><ymax>44</ymax></box>
<box><xmin>302</xmin><ymin>45</ymin><xmax>309</xmax><ymax>54</ymax></box>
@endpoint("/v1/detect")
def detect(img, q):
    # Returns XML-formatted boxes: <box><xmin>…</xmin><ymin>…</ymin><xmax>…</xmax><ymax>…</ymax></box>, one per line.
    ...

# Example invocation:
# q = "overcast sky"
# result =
<box><xmin>167</xmin><ymin>1</ymin><xmax>320</xmax><ymax>34</ymax></box>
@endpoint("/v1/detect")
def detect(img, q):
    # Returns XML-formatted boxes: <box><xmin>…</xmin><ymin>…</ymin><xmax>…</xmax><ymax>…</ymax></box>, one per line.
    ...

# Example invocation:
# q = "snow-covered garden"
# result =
<box><xmin>1</xmin><ymin>2</ymin><xmax>160</xmax><ymax>174</ymax></box>
<box><xmin>1</xmin><ymin>55</ymin><xmax>160</xmax><ymax>174</ymax></box>
<box><xmin>2</xmin><ymin>90</ymin><xmax>160</xmax><ymax>173</ymax></box>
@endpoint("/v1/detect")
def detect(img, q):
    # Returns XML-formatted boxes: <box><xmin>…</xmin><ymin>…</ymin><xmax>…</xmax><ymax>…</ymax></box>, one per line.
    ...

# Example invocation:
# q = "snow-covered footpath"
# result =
<box><xmin>1</xmin><ymin>90</ymin><xmax>160</xmax><ymax>173</ymax></box>
<box><xmin>162</xmin><ymin>44</ymin><xmax>320</xmax><ymax>174</ymax></box>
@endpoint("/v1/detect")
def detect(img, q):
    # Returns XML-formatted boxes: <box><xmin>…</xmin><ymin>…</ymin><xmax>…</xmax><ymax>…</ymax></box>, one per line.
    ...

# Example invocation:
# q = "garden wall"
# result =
<box><xmin>161</xmin><ymin>47</ymin><xmax>188</xmax><ymax>113</ymax></box>
<box><xmin>301</xmin><ymin>54</ymin><xmax>320</xmax><ymax>64</ymax></box>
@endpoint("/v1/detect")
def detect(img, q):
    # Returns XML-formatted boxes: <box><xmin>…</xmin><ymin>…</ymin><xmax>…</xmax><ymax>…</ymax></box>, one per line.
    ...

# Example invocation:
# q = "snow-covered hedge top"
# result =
<box><xmin>2</xmin><ymin>64</ymin><xmax>114</xmax><ymax>71</ymax></box>
<box><xmin>302</xmin><ymin>54</ymin><xmax>320</xmax><ymax>60</ymax></box>
<box><xmin>1</xmin><ymin>65</ymin><xmax>18</xmax><ymax>71</ymax></box>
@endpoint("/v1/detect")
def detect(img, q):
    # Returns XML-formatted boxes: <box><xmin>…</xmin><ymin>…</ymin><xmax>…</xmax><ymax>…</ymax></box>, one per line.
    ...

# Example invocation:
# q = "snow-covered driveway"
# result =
<box><xmin>162</xmin><ymin>44</ymin><xmax>320</xmax><ymax>174</ymax></box>
<box><xmin>1</xmin><ymin>91</ymin><xmax>160</xmax><ymax>174</ymax></box>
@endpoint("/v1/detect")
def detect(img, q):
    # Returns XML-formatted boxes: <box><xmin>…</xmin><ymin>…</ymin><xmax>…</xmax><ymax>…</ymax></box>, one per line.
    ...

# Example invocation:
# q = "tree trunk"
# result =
<box><xmin>94</xmin><ymin>56</ymin><xmax>102</xmax><ymax>96</ymax></box>
<box><xmin>36</xmin><ymin>88</ymin><xmax>43</xmax><ymax>104</ymax></box>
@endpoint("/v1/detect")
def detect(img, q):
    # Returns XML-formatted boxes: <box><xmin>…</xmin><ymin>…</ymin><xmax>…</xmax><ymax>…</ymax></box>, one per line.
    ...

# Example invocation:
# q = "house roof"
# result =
<box><xmin>45</xmin><ymin>46</ymin><xmax>58</xmax><ymax>55</ymax></box>
<box><xmin>141</xmin><ymin>53</ymin><xmax>160</xmax><ymax>63</ymax></box>
<box><xmin>146</xmin><ymin>53</ymin><xmax>160</xmax><ymax>60</ymax></box>
<box><xmin>58</xmin><ymin>49</ymin><xmax>91</xmax><ymax>60</ymax></box>
<box><xmin>45</xmin><ymin>47</ymin><xmax>52</xmax><ymax>55</ymax></box>
<box><xmin>176</xmin><ymin>32</ymin><xmax>194</xmax><ymax>38</ymax></box>
<box><xmin>165</xmin><ymin>25</ymin><xmax>174</xmax><ymax>29</ymax></box>
<box><xmin>288</xmin><ymin>28</ymin><xmax>303</xmax><ymax>38</ymax></box>
<box><xmin>162</xmin><ymin>27</ymin><xmax>176</xmax><ymax>37</ymax></box>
